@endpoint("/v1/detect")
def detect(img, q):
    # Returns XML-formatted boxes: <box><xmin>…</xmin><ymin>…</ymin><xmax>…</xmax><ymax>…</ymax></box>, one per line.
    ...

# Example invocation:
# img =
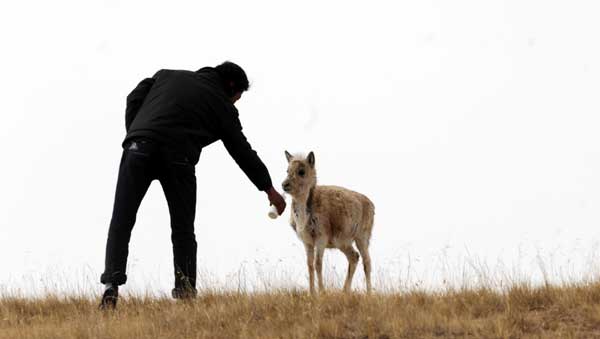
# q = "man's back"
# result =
<box><xmin>126</xmin><ymin>68</ymin><xmax>237</xmax><ymax>164</ymax></box>
<box><xmin>123</xmin><ymin>66</ymin><xmax>273</xmax><ymax>192</ymax></box>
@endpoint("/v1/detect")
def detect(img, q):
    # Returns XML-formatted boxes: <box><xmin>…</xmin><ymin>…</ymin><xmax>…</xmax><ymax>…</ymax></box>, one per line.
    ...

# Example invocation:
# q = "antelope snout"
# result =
<box><xmin>282</xmin><ymin>180</ymin><xmax>291</xmax><ymax>193</ymax></box>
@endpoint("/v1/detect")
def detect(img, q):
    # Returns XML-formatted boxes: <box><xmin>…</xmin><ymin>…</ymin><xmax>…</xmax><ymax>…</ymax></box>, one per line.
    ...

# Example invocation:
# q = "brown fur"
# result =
<box><xmin>282</xmin><ymin>151</ymin><xmax>375</xmax><ymax>293</ymax></box>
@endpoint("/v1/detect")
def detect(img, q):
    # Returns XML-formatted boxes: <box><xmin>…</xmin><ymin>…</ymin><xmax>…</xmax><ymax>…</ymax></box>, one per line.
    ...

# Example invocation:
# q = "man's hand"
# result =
<box><xmin>265</xmin><ymin>187</ymin><xmax>286</xmax><ymax>215</ymax></box>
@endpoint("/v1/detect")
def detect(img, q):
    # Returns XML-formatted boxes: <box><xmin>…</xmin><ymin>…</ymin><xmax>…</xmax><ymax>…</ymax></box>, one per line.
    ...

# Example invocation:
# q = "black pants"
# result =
<box><xmin>100</xmin><ymin>138</ymin><xmax>197</xmax><ymax>290</ymax></box>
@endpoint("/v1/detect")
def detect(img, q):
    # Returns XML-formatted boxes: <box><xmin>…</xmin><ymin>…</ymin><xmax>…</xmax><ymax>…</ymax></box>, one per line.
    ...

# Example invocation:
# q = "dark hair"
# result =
<box><xmin>215</xmin><ymin>61</ymin><xmax>250</xmax><ymax>97</ymax></box>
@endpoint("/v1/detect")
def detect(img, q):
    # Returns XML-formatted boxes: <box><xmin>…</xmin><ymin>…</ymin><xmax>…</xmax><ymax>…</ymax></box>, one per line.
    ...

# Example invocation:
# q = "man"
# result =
<box><xmin>99</xmin><ymin>61</ymin><xmax>287</xmax><ymax>309</ymax></box>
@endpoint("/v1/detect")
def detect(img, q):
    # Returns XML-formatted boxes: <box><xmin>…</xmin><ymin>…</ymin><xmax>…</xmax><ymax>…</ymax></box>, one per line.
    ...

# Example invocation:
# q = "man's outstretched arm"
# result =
<box><xmin>219</xmin><ymin>109</ymin><xmax>286</xmax><ymax>214</ymax></box>
<box><xmin>220</xmin><ymin>114</ymin><xmax>273</xmax><ymax>191</ymax></box>
<box><xmin>125</xmin><ymin>75</ymin><xmax>156</xmax><ymax>131</ymax></box>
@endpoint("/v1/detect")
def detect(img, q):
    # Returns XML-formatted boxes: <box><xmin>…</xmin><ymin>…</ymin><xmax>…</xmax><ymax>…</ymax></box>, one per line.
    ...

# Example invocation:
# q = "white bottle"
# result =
<box><xmin>268</xmin><ymin>193</ymin><xmax>286</xmax><ymax>219</ymax></box>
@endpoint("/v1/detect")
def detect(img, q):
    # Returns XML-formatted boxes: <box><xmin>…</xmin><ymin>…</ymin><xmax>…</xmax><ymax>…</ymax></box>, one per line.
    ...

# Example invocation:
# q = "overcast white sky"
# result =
<box><xmin>1</xmin><ymin>0</ymin><xmax>599</xmax><ymax>295</ymax></box>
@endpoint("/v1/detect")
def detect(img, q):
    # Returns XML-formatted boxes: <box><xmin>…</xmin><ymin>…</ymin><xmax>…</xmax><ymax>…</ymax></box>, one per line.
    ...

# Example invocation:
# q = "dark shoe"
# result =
<box><xmin>171</xmin><ymin>287</ymin><xmax>197</xmax><ymax>300</ymax></box>
<box><xmin>99</xmin><ymin>287</ymin><xmax>119</xmax><ymax>310</ymax></box>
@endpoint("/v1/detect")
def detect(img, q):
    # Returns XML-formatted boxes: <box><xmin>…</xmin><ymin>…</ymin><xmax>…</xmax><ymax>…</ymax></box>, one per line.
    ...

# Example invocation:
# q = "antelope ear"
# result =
<box><xmin>307</xmin><ymin>151</ymin><xmax>315</xmax><ymax>168</ymax></box>
<box><xmin>285</xmin><ymin>150</ymin><xmax>293</xmax><ymax>163</ymax></box>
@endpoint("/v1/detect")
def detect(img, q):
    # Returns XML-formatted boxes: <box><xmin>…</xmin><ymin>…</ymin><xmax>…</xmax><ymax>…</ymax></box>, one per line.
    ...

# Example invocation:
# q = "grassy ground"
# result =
<box><xmin>3</xmin><ymin>283</ymin><xmax>600</xmax><ymax>338</ymax></box>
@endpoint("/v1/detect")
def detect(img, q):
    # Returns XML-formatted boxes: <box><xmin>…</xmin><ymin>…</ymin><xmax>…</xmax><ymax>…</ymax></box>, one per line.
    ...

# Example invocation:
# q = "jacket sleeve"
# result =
<box><xmin>125</xmin><ymin>75</ymin><xmax>157</xmax><ymax>131</ymax></box>
<box><xmin>219</xmin><ymin>107</ymin><xmax>273</xmax><ymax>191</ymax></box>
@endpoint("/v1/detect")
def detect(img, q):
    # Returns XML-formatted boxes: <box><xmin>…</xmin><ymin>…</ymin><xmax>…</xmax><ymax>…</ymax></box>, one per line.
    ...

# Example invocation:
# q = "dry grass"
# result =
<box><xmin>3</xmin><ymin>283</ymin><xmax>600</xmax><ymax>339</ymax></box>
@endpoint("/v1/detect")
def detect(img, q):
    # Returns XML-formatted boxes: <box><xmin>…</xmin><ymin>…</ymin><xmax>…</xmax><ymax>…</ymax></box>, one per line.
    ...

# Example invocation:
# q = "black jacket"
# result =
<box><xmin>123</xmin><ymin>67</ymin><xmax>272</xmax><ymax>191</ymax></box>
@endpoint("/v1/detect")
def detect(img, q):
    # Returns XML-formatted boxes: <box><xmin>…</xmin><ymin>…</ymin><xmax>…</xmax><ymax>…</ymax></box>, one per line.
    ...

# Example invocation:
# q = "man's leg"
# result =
<box><xmin>158</xmin><ymin>152</ymin><xmax>197</xmax><ymax>297</ymax></box>
<box><xmin>101</xmin><ymin>143</ymin><xmax>155</xmax><ymax>287</ymax></box>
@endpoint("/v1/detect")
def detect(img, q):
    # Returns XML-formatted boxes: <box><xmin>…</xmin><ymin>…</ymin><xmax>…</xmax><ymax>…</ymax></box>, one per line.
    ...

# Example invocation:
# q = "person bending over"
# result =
<box><xmin>99</xmin><ymin>61</ymin><xmax>286</xmax><ymax>309</ymax></box>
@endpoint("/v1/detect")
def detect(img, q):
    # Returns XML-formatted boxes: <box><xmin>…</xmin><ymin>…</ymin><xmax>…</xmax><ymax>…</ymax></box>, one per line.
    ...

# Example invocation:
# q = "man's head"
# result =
<box><xmin>215</xmin><ymin>61</ymin><xmax>249</xmax><ymax>104</ymax></box>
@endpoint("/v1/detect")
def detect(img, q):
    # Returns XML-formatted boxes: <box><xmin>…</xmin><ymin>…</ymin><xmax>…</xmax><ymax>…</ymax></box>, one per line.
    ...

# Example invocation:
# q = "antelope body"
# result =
<box><xmin>282</xmin><ymin>151</ymin><xmax>375</xmax><ymax>293</ymax></box>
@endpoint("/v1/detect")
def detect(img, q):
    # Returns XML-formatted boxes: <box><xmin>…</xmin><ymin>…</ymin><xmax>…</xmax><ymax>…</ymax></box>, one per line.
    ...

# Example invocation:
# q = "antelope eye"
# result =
<box><xmin>298</xmin><ymin>169</ymin><xmax>305</xmax><ymax>177</ymax></box>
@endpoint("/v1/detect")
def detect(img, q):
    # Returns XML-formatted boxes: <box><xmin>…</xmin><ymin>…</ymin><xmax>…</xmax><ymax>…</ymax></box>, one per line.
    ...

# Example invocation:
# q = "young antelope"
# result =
<box><xmin>282</xmin><ymin>151</ymin><xmax>375</xmax><ymax>293</ymax></box>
